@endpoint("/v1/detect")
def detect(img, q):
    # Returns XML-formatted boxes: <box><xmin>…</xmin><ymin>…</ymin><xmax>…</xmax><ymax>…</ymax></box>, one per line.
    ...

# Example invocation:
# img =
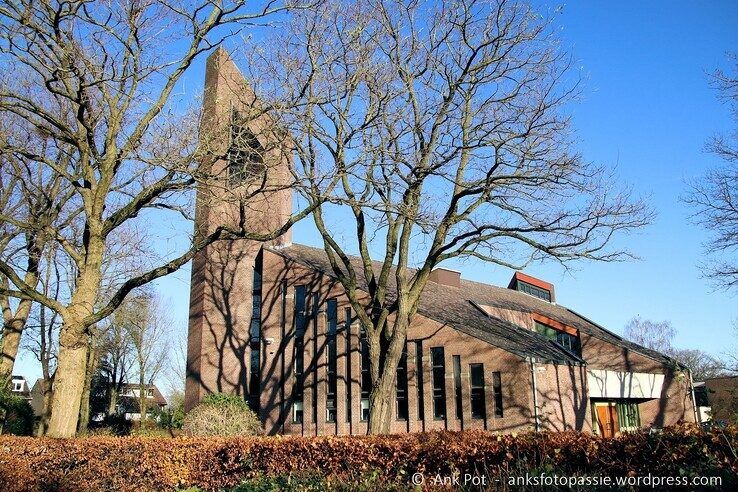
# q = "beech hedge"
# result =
<box><xmin>0</xmin><ymin>424</ymin><xmax>735</xmax><ymax>491</ymax></box>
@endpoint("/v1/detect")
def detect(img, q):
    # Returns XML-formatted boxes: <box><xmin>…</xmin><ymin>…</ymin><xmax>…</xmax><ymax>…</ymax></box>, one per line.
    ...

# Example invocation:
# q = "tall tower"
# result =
<box><xmin>185</xmin><ymin>48</ymin><xmax>292</xmax><ymax>411</ymax></box>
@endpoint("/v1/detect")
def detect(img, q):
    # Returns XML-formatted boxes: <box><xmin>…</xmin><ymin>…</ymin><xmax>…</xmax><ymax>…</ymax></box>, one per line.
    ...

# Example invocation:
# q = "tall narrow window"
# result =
<box><xmin>469</xmin><ymin>364</ymin><xmax>486</xmax><ymax>419</ymax></box>
<box><xmin>396</xmin><ymin>345</ymin><xmax>409</xmax><ymax>421</ymax></box>
<box><xmin>249</xmin><ymin>267</ymin><xmax>262</xmax><ymax>411</ymax></box>
<box><xmin>345</xmin><ymin>308</ymin><xmax>352</xmax><ymax>423</ymax></box>
<box><xmin>431</xmin><ymin>347</ymin><xmax>446</xmax><ymax>420</ymax></box>
<box><xmin>310</xmin><ymin>293</ymin><xmax>319</xmax><ymax>425</ymax></box>
<box><xmin>280</xmin><ymin>279</ymin><xmax>287</xmax><ymax>424</ymax></box>
<box><xmin>492</xmin><ymin>371</ymin><xmax>503</xmax><ymax>418</ymax></box>
<box><xmin>360</xmin><ymin>325</ymin><xmax>371</xmax><ymax>421</ymax></box>
<box><xmin>453</xmin><ymin>355</ymin><xmax>462</xmax><ymax>420</ymax></box>
<box><xmin>415</xmin><ymin>340</ymin><xmax>425</xmax><ymax>420</ymax></box>
<box><xmin>293</xmin><ymin>285</ymin><xmax>307</xmax><ymax>423</ymax></box>
<box><xmin>326</xmin><ymin>299</ymin><xmax>338</xmax><ymax>423</ymax></box>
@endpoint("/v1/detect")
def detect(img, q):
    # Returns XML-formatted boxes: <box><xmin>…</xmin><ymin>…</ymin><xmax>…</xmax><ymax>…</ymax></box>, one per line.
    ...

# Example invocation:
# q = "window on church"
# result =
<box><xmin>492</xmin><ymin>371</ymin><xmax>503</xmax><ymax>418</ymax></box>
<box><xmin>293</xmin><ymin>285</ymin><xmax>307</xmax><ymax>423</ymax></box>
<box><xmin>396</xmin><ymin>345</ymin><xmax>408</xmax><ymax>421</ymax></box>
<box><xmin>617</xmin><ymin>401</ymin><xmax>641</xmax><ymax>432</ymax></box>
<box><xmin>415</xmin><ymin>340</ymin><xmax>425</xmax><ymax>420</ymax></box>
<box><xmin>360</xmin><ymin>325</ymin><xmax>371</xmax><ymax>421</ymax></box>
<box><xmin>453</xmin><ymin>355</ymin><xmax>462</xmax><ymax>420</ymax></box>
<box><xmin>227</xmin><ymin>110</ymin><xmax>266</xmax><ymax>186</ymax></box>
<box><xmin>534</xmin><ymin>320</ymin><xmax>581</xmax><ymax>356</ymax></box>
<box><xmin>515</xmin><ymin>280</ymin><xmax>551</xmax><ymax>301</ymax></box>
<box><xmin>431</xmin><ymin>347</ymin><xmax>446</xmax><ymax>420</ymax></box>
<box><xmin>344</xmin><ymin>308</ymin><xmax>352</xmax><ymax>423</ymax></box>
<box><xmin>249</xmin><ymin>266</ymin><xmax>262</xmax><ymax>411</ymax></box>
<box><xmin>470</xmin><ymin>364</ymin><xmax>486</xmax><ymax>419</ymax></box>
<box><xmin>326</xmin><ymin>298</ymin><xmax>338</xmax><ymax>423</ymax></box>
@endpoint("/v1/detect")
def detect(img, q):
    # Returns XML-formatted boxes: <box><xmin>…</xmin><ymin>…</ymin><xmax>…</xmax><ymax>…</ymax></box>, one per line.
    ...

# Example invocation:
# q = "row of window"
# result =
<box><xmin>289</xmin><ymin>285</ymin><xmax>504</xmax><ymax>424</ymax></box>
<box><xmin>515</xmin><ymin>280</ymin><xmax>552</xmax><ymax>302</ymax></box>
<box><xmin>534</xmin><ymin>320</ymin><xmax>582</xmax><ymax>357</ymax></box>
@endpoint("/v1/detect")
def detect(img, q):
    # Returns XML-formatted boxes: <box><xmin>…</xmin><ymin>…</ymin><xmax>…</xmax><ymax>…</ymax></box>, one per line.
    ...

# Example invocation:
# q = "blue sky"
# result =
<box><xmin>13</xmin><ymin>1</ymin><xmax>738</xmax><ymax>385</ymax></box>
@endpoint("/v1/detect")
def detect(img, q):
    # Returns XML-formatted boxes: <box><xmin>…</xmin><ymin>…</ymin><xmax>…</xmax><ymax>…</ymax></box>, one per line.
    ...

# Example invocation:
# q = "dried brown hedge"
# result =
<box><xmin>0</xmin><ymin>424</ymin><xmax>735</xmax><ymax>491</ymax></box>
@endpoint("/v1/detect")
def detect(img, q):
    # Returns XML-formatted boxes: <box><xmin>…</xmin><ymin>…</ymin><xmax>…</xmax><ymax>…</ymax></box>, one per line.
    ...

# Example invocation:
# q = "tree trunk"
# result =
<box><xmin>107</xmin><ymin>386</ymin><xmax>119</xmax><ymax>417</ymax></box>
<box><xmin>77</xmin><ymin>344</ymin><xmax>97</xmax><ymax>433</ymax></box>
<box><xmin>367</xmin><ymin>372</ymin><xmax>397</xmax><ymax>434</ymax></box>
<box><xmin>139</xmin><ymin>372</ymin><xmax>146</xmax><ymax>423</ymax></box>
<box><xmin>366</xmin><ymin>318</ymin><xmax>408</xmax><ymax>434</ymax></box>
<box><xmin>35</xmin><ymin>377</ymin><xmax>54</xmax><ymax>437</ymax></box>
<box><xmin>0</xmin><ymin>321</ymin><xmax>22</xmax><ymax>387</ymax></box>
<box><xmin>47</xmin><ymin>320</ymin><xmax>90</xmax><ymax>438</ymax></box>
<box><xmin>0</xmin><ymin>301</ymin><xmax>33</xmax><ymax>388</ymax></box>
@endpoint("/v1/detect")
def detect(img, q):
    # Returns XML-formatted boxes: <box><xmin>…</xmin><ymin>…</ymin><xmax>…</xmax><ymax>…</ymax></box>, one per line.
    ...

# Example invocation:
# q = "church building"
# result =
<box><xmin>185</xmin><ymin>48</ymin><xmax>696</xmax><ymax>437</ymax></box>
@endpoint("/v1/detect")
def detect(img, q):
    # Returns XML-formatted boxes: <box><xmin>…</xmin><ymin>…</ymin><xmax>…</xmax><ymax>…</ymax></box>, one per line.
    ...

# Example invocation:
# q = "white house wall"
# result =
<box><xmin>587</xmin><ymin>369</ymin><xmax>664</xmax><ymax>399</ymax></box>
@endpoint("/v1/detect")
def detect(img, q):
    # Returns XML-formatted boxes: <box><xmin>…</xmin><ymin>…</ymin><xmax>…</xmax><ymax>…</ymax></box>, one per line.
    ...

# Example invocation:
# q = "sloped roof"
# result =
<box><xmin>268</xmin><ymin>243</ymin><xmax>663</xmax><ymax>365</ymax></box>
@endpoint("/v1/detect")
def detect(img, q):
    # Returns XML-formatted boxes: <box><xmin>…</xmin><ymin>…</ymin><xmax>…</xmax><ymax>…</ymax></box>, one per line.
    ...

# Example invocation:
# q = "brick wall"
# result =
<box><xmin>259</xmin><ymin>249</ymin><xmax>539</xmax><ymax>436</ymax></box>
<box><xmin>185</xmin><ymin>47</ymin><xmax>292</xmax><ymax>412</ymax></box>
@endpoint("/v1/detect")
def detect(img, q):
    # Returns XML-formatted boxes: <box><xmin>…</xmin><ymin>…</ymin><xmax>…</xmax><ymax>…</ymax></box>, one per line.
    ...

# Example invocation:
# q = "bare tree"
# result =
<box><xmin>163</xmin><ymin>321</ymin><xmax>187</xmax><ymax>398</ymax></box>
<box><xmin>623</xmin><ymin>316</ymin><xmax>676</xmax><ymax>354</ymax></box>
<box><xmin>247</xmin><ymin>0</ymin><xmax>651</xmax><ymax>433</ymax></box>
<box><xmin>124</xmin><ymin>291</ymin><xmax>169</xmax><ymax>423</ymax></box>
<box><xmin>97</xmin><ymin>309</ymin><xmax>135</xmax><ymax>418</ymax></box>
<box><xmin>668</xmin><ymin>348</ymin><xmax>726</xmax><ymax>382</ymax></box>
<box><xmin>22</xmin><ymin>243</ymin><xmax>65</xmax><ymax>435</ymax></box>
<box><xmin>685</xmin><ymin>53</ymin><xmax>738</xmax><ymax>289</ymax></box>
<box><xmin>0</xmin><ymin>0</ymin><xmax>318</xmax><ymax>437</ymax></box>
<box><xmin>0</xmin><ymin>125</ymin><xmax>75</xmax><ymax>388</ymax></box>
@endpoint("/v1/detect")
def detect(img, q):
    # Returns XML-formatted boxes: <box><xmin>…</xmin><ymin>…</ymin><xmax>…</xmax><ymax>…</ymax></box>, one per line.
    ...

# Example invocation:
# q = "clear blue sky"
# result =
<box><xmin>14</xmin><ymin>1</ymin><xmax>738</xmax><ymax>386</ymax></box>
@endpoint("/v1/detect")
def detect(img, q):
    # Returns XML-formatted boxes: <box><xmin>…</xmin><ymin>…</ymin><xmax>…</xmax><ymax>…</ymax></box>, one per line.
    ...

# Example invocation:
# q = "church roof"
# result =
<box><xmin>266</xmin><ymin>243</ymin><xmax>677</xmax><ymax>367</ymax></box>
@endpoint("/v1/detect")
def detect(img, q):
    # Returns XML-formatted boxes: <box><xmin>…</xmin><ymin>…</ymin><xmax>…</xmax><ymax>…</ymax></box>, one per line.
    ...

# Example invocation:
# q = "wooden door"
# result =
<box><xmin>596</xmin><ymin>404</ymin><xmax>618</xmax><ymax>438</ymax></box>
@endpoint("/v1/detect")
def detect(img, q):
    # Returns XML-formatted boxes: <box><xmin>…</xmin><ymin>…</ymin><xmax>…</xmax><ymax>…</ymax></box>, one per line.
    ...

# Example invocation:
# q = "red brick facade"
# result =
<box><xmin>185</xmin><ymin>49</ymin><xmax>696</xmax><ymax>436</ymax></box>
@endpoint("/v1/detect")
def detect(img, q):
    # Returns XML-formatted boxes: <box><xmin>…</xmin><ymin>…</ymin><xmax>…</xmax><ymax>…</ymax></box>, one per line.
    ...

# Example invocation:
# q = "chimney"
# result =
<box><xmin>428</xmin><ymin>267</ymin><xmax>461</xmax><ymax>288</ymax></box>
<box><xmin>507</xmin><ymin>272</ymin><xmax>555</xmax><ymax>303</ymax></box>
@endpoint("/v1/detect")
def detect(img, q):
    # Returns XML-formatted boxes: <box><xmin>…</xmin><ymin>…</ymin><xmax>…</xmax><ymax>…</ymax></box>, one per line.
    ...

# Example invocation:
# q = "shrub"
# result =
<box><xmin>183</xmin><ymin>393</ymin><xmax>262</xmax><ymax>437</ymax></box>
<box><xmin>0</xmin><ymin>424</ymin><xmax>735</xmax><ymax>491</ymax></box>
<box><xmin>0</xmin><ymin>389</ymin><xmax>34</xmax><ymax>436</ymax></box>
<box><xmin>158</xmin><ymin>392</ymin><xmax>185</xmax><ymax>430</ymax></box>
<box><xmin>87</xmin><ymin>413</ymin><xmax>132</xmax><ymax>436</ymax></box>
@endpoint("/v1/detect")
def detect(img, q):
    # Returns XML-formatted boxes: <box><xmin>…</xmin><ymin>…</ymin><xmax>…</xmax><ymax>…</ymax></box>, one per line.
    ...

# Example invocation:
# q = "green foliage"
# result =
<box><xmin>201</xmin><ymin>392</ymin><xmax>252</xmax><ymax>409</ymax></box>
<box><xmin>228</xmin><ymin>471</ymin><xmax>398</xmax><ymax>492</ymax></box>
<box><xmin>0</xmin><ymin>389</ymin><xmax>34</xmax><ymax>436</ymax></box>
<box><xmin>154</xmin><ymin>391</ymin><xmax>185</xmax><ymax>431</ymax></box>
<box><xmin>183</xmin><ymin>393</ymin><xmax>262</xmax><ymax>436</ymax></box>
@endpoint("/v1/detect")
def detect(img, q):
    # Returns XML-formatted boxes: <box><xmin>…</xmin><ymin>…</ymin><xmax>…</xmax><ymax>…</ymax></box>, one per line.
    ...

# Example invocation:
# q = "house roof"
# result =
<box><xmin>266</xmin><ymin>243</ymin><xmax>673</xmax><ymax>366</ymax></box>
<box><xmin>119</xmin><ymin>383</ymin><xmax>168</xmax><ymax>407</ymax></box>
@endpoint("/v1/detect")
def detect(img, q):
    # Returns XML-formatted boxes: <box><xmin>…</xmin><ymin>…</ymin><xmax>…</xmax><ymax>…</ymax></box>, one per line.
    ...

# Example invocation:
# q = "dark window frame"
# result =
<box><xmin>492</xmin><ymin>371</ymin><xmax>503</xmax><ymax>418</ymax></box>
<box><xmin>396</xmin><ymin>345</ymin><xmax>409</xmax><ymax>421</ymax></box>
<box><xmin>469</xmin><ymin>363</ymin><xmax>486</xmax><ymax>420</ymax></box>
<box><xmin>534</xmin><ymin>321</ymin><xmax>581</xmax><ymax>357</ymax></box>
<box><xmin>415</xmin><ymin>340</ymin><xmax>425</xmax><ymax>421</ymax></box>
<box><xmin>345</xmin><ymin>308</ymin><xmax>352</xmax><ymax>423</ymax></box>
<box><xmin>360</xmin><ymin>325</ymin><xmax>371</xmax><ymax>421</ymax></box>
<box><xmin>431</xmin><ymin>347</ymin><xmax>447</xmax><ymax>420</ymax></box>
<box><xmin>292</xmin><ymin>285</ymin><xmax>307</xmax><ymax>423</ymax></box>
<box><xmin>453</xmin><ymin>355</ymin><xmax>462</xmax><ymax>420</ymax></box>
<box><xmin>248</xmin><ymin>266</ymin><xmax>262</xmax><ymax>411</ymax></box>
<box><xmin>326</xmin><ymin>298</ymin><xmax>338</xmax><ymax>423</ymax></box>
<box><xmin>516</xmin><ymin>280</ymin><xmax>551</xmax><ymax>302</ymax></box>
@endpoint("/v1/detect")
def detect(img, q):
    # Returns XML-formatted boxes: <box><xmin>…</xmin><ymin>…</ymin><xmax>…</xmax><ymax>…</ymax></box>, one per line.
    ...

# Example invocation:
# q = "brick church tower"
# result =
<box><xmin>185</xmin><ymin>48</ymin><xmax>292</xmax><ymax>411</ymax></box>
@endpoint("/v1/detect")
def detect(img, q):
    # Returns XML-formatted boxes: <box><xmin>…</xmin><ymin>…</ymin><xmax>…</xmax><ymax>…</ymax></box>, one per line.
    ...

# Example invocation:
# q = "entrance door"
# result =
<box><xmin>596</xmin><ymin>404</ymin><xmax>619</xmax><ymax>438</ymax></box>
